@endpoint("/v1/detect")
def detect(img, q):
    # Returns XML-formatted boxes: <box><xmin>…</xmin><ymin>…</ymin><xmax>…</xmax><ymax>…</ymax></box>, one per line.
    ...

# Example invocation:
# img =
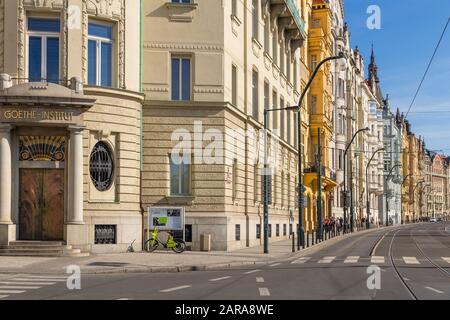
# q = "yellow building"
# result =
<box><xmin>303</xmin><ymin>0</ymin><xmax>337</xmax><ymax>231</ymax></box>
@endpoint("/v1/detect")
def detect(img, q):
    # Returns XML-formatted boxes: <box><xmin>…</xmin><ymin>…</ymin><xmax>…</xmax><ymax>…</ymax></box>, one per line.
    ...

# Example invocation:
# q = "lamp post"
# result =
<box><xmin>400</xmin><ymin>173</ymin><xmax>413</xmax><ymax>224</ymax></box>
<box><xmin>411</xmin><ymin>180</ymin><xmax>424</xmax><ymax>223</ymax></box>
<box><xmin>344</xmin><ymin>127</ymin><xmax>369</xmax><ymax>233</ymax></box>
<box><xmin>295</xmin><ymin>52</ymin><xmax>346</xmax><ymax>250</ymax></box>
<box><xmin>263</xmin><ymin>106</ymin><xmax>298</xmax><ymax>254</ymax></box>
<box><xmin>385</xmin><ymin>164</ymin><xmax>401</xmax><ymax>227</ymax></box>
<box><xmin>365</xmin><ymin>148</ymin><xmax>385</xmax><ymax>229</ymax></box>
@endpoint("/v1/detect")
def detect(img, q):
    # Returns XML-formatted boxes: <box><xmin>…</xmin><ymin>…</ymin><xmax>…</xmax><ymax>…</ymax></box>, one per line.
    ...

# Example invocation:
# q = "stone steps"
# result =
<box><xmin>0</xmin><ymin>241</ymin><xmax>89</xmax><ymax>257</ymax></box>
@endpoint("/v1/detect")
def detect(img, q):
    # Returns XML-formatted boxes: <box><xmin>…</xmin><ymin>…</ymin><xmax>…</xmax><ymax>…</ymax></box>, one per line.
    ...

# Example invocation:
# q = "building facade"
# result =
<box><xmin>141</xmin><ymin>0</ymin><xmax>309</xmax><ymax>251</ymax></box>
<box><xmin>382</xmin><ymin>102</ymin><xmax>402</xmax><ymax>225</ymax></box>
<box><xmin>0</xmin><ymin>0</ymin><xmax>143</xmax><ymax>253</ymax></box>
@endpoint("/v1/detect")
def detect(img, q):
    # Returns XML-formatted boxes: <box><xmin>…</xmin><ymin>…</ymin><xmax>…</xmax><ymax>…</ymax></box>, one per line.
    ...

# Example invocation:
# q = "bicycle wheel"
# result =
<box><xmin>172</xmin><ymin>240</ymin><xmax>186</xmax><ymax>253</ymax></box>
<box><xmin>145</xmin><ymin>239</ymin><xmax>159</xmax><ymax>252</ymax></box>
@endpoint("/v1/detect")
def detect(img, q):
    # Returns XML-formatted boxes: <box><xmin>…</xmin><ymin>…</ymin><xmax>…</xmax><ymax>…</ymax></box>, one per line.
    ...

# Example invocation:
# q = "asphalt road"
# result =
<box><xmin>0</xmin><ymin>222</ymin><xmax>449</xmax><ymax>300</ymax></box>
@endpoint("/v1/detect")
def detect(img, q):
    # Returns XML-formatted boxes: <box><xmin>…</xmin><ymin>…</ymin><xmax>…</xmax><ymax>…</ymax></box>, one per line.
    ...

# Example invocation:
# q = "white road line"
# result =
<box><xmin>116</xmin><ymin>298</ymin><xmax>130</xmax><ymax>300</ymax></box>
<box><xmin>0</xmin><ymin>295</ymin><xmax>8</xmax><ymax>299</ymax></box>
<box><xmin>344</xmin><ymin>256</ymin><xmax>360</xmax><ymax>264</ymax></box>
<box><xmin>209</xmin><ymin>276</ymin><xmax>232</xmax><ymax>282</ymax></box>
<box><xmin>0</xmin><ymin>286</ymin><xmax>41</xmax><ymax>290</ymax></box>
<box><xmin>160</xmin><ymin>285</ymin><xmax>192</xmax><ymax>293</ymax></box>
<box><xmin>403</xmin><ymin>277</ymin><xmax>411</xmax><ymax>281</ymax></box>
<box><xmin>403</xmin><ymin>257</ymin><xmax>420</xmax><ymax>265</ymax></box>
<box><xmin>0</xmin><ymin>282</ymin><xmax>55</xmax><ymax>286</ymax></box>
<box><xmin>13</xmin><ymin>278</ymin><xmax>66</xmax><ymax>282</ymax></box>
<box><xmin>256</xmin><ymin>277</ymin><xmax>265</xmax><ymax>283</ymax></box>
<box><xmin>371</xmin><ymin>256</ymin><xmax>385</xmax><ymax>264</ymax></box>
<box><xmin>442</xmin><ymin>257</ymin><xmax>450</xmax><ymax>264</ymax></box>
<box><xmin>291</xmin><ymin>257</ymin><xmax>311</xmax><ymax>264</ymax></box>
<box><xmin>269</xmin><ymin>263</ymin><xmax>281</xmax><ymax>267</ymax></box>
<box><xmin>23</xmin><ymin>275</ymin><xmax>67</xmax><ymax>279</ymax></box>
<box><xmin>318</xmin><ymin>256</ymin><xmax>336</xmax><ymax>264</ymax></box>
<box><xmin>244</xmin><ymin>269</ymin><xmax>261</xmax><ymax>274</ymax></box>
<box><xmin>259</xmin><ymin>288</ymin><xmax>270</xmax><ymax>296</ymax></box>
<box><xmin>0</xmin><ymin>290</ymin><xmax>26</xmax><ymax>294</ymax></box>
<box><xmin>425</xmin><ymin>286</ymin><xmax>444</xmax><ymax>294</ymax></box>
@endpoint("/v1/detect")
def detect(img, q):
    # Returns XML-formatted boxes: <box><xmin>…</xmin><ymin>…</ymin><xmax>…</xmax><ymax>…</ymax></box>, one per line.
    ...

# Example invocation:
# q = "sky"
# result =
<box><xmin>344</xmin><ymin>0</ymin><xmax>450</xmax><ymax>153</ymax></box>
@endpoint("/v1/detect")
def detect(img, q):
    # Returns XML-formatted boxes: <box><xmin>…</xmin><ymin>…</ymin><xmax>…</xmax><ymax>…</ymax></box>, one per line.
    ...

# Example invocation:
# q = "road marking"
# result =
<box><xmin>344</xmin><ymin>256</ymin><xmax>360</xmax><ymax>264</ymax></box>
<box><xmin>403</xmin><ymin>277</ymin><xmax>411</xmax><ymax>281</ymax></box>
<box><xmin>13</xmin><ymin>278</ymin><xmax>66</xmax><ymax>282</ymax></box>
<box><xmin>318</xmin><ymin>256</ymin><xmax>336</xmax><ymax>264</ymax></box>
<box><xmin>0</xmin><ymin>286</ymin><xmax>41</xmax><ymax>290</ymax></box>
<box><xmin>0</xmin><ymin>295</ymin><xmax>9</xmax><ymax>299</ymax></box>
<box><xmin>244</xmin><ymin>269</ymin><xmax>261</xmax><ymax>274</ymax></box>
<box><xmin>209</xmin><ymin>276</ymin><xmax>232</xmax><ymax>282</ymax></box>
<box><xmin>269</xmin><ymin>263</ymin><xmax>281</xmax><ymax>267</ymax></box>
<box><xmin>0</xmin><ymin>290</ymin><xmax>26</xmax><ymax>294</ymax></box>
<box><xmin>0</xmin><ymin>282</ymin><xmax>55</xmax><ymax>286</ymax></box>
<box><xmin>23</xmin><ymin>275</ymin><xmax>67</xmax><ymax>279</ymax></box>
<box><xmin>259</xmin><ymin>288</ymin><xmax>270</xmax><ymax>296</ymax></box>
<box><xmin>291</xmin><ymin>257</ymin><xmax>311</xmax><ymax>264</ymax></box>
<box><xmin>116</xmin><ymin>298</ymin><xmax>130</xmax><ymax>300</ymax></box>
<box><xmin>442</xmin><ymin>257</ymin><xmax>450</xmax><ymax>264</ymax></box>
<box><xmin>256</xmin><ymin>277</ymin><xmax>265</xmax><ymax>283</ymax></box>
<box><xmin>425</xmin><ymin>286</ymin><xmax>444</xmax><ymax>294</ymax></box>
<box><xmin>160</xmin><ymin>285</ymin><xmax>192</xmax><ymax>293</ymax></box>
<box><xmin>371</xmin><ymin>256</ymin><xmax>385</xmax><ymax>264</ymax></box>
<box><xmin>403</xmin><ymin>257</ymin><xmax>420</xmax><ymax>265</ymax></box>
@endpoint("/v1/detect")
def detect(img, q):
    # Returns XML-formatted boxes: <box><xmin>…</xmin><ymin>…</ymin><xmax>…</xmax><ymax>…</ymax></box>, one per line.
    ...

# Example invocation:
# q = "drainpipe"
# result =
<box><xmin>139</xmin><ymin>0</ymin><xmax>145</xmax><ymax>250</ymax></box>
<box><xmin>243</xmin><ymin>0</ymin><xmax>250</xmax><ymax>247</ymax></box>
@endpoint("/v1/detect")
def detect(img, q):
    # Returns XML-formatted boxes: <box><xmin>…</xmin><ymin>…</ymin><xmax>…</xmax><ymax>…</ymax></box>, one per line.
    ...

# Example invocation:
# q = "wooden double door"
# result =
<box><xmin>19</xmin><ymin>169</ymin><xmax>64</xmax><ymax>241</ymax></box>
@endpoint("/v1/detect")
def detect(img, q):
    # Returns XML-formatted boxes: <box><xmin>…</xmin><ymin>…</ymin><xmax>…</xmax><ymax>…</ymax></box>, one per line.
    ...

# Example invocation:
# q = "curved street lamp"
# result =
<box><xmin>296</xmin><ymin>52</ymin><xmax>346</xmax><ymax>250</ymax></box>
<box><xmin>366</xmin><ymin>148</ymin><xmax>385</xmax><ymax>229</ymax></box>
<box><xmin>385</xmin><ymin>163</ymin><xmax>401</xmax><ymax>227</ymax></box>
<box><xmin>400</xmin><ymin>173</ymin><xmax>413</xmax><ymax>224</ymax></box>
<box><xmin>344</xmin><ymin>127</ymin><xmax>369</xmax><ymax>233</ymax></box>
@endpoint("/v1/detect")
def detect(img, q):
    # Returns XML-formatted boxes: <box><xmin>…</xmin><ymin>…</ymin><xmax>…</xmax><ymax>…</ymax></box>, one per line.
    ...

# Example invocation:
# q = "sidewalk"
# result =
<box><xmin>0</xmin><ymin>226</ymin><xmax>393</xmax><ymax>275</ymax></box>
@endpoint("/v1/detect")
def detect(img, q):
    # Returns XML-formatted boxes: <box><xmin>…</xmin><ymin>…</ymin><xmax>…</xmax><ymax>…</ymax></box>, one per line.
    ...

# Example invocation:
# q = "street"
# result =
<box><xmin>0</xmin><ymin>222</ymin><xmax>449</xmax><ymax>300</ymax></box>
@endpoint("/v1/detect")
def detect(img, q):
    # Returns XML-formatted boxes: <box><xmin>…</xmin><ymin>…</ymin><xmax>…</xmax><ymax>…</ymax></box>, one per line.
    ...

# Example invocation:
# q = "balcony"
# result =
<box><xmin>263</xmin><ymin>0</ymin><xmax>307</xmax><ymax>52</ymax></box>
<box><xmin>303</xmin><ymin>164</ymin><xmax>337</xmax><ymax>193</ymax></box>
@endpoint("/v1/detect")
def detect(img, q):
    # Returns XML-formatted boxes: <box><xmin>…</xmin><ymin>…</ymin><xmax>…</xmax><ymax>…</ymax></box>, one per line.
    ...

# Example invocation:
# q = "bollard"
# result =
<box><xmin>306</xmin><ymin>231</ymin><xmax>310</xmax><ymax>248</ymax></box>
<box><xmin>312</xmin><ymin>230</ymin><xmax>316</xmax><ymax>245</ymax></box>
<box><xmin>292</xmin><ymin>232</ymin><xmax>295</xmax><ymax>253</ymax></box>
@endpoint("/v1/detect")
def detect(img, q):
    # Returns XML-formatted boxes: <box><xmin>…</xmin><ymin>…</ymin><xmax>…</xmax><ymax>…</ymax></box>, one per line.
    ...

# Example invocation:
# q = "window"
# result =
<box><xmin>232</xmin><ymin>64</ymin><xmax>238</xmax><ymax>106</ymax></box>
<box><xmin>311</xmin><ymin>95</ymin><xmax>317</xmax><ymax>114</ymax></box>
<box><xmin>185</xmin><ymin>225</ymin><xmax>192</xmax><ymax>242</ymax></box>
<box><xmin>272</xmin><ymin>90</ymin><xmax>278</xmax><ymax>131</ymax></box>
<box><xmin>283</xmin><ymin>224</ymin><xmax>287</xmax><ymax>236</ymax></box>
<box><xmin>27</xmin><ymin>17</ymin><xmax>60</xmax><ymax>83</ymax></box>
<box><xmin>232</xmin><ymin>159</ymin><xmax>238</xmax><ymax>199</ymax></box>
<box><xmin>88</xmin><ymin>22</ymin><xmax>113</xmax><ymax>87</ymax></box>
<box><xmin>276</xmin><ymin>224</ymin><xmax>280</xmax><ymax>237</ymax></box>
<box><xmin>268</xmin><ymin>224</ymin><xmax>272</xmax><ymax>238</ymax></box>
<box><xmin>293</xmin><ymin>59</ymin><xmax>298</xmax><ymax>89</ymax></box>
<box><xmin>172</xmin><ymin>57</ymin><xmax>191</xmax><ymax>101</ymax></box>
<box><xmin>235</xmin><ymin>224</ymin><xmax>241</xmax><ymax>241</ymax></box>
<box><xmin>172</xmin><ymin>0</ymin><xmax>191</xmax><ymax>3</ymax></box>
<box><xmin>90</xmin><ymin>142</ymin><xmax>115</xmax><ymax>191</ymax></box>
<box><xmin>280</xmin><ymin>43</ymin><xmax>285</xmax><ymax>74</ymax></box>
<box><xmin>272</xmin><ymin>29</ymin><xmax>278</xmax><ymax>65</ymax></box>
<box><xmin>252</xmin><ymin>0</ymin><xmax>258</xmax><ymax>40</ymax></box>
<box><xmin>252</xmin><ymin>70</ymin><xmax>259</xmax><ymax>119</ymax></box>
<box><xmin>256</xmin><ymin>224</ymin><xmax>261</xmax><ymax>239</ymax></box>
<box><xmin>264</xmin><ymin>19</ymin><xmax>270</xmax><ymax>53</ymax></box>
<box><xmin>170</xmin><ymin>154</ymin><xmax>190</xmax><ymax>196</ymax></box>
<box><xmin>311</xmin><ymin>55</ymin><xmax>317</xmax><ymax>70</ymax></box>
<box><xmin>280</xmin><ymin>97</ymin><xmax>285</xmax><ymax>140</ymax></box>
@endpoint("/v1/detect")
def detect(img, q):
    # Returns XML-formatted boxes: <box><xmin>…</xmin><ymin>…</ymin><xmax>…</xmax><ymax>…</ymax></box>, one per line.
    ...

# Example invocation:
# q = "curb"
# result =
<box><xmin>0</xmin><ymin>225</ymin><xmax>405</xmax><ymax>275</ymax></box>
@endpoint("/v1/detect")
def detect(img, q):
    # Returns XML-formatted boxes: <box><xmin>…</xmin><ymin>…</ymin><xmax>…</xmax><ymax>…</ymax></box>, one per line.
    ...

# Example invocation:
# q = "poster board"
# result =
<box><xmin>148</xmin><ymin>207</ymin><xmax>185</xmax><ymax>231</ymax></box>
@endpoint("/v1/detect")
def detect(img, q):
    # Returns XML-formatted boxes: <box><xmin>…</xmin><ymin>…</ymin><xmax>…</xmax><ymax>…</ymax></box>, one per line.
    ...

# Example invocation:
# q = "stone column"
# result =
<box><xmin>68</xmin><ymin>126</ymin><xmax>85</xmax><ymax>224</ymax></box>
<box><xmin>0</xmin><ymin>125</ymin><xmax>14</xmax><ymax>245</ymax></box>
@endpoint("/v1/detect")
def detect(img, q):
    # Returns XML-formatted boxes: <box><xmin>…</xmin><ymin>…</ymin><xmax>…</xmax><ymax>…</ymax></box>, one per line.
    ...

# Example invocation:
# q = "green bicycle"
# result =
<box><xmin>145</xmin><ymin>229</ymin><xmax>186</xmax><ymax>253</ymax></box>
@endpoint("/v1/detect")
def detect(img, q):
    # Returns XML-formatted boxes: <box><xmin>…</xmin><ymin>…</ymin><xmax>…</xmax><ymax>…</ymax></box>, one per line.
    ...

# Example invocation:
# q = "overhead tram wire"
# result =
<box><xmin>404</xmin><ymin>17</ymin><xmax>450</xmax><ymax>119</ymax></box>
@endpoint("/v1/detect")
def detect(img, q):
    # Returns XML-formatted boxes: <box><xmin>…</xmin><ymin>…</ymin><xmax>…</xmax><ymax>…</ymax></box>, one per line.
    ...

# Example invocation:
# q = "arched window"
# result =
<box><xmin>89</xmin><ymin>142</ymin><xmax>115</xmax><ymax>191</ymax></box>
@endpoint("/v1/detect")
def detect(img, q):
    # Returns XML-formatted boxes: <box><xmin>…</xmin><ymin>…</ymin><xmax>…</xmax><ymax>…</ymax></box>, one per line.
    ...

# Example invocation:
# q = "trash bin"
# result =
<box><xmin>200</xmin><ymin>234</ymin><xmax>211</xmax><ymax>252</ymax></box>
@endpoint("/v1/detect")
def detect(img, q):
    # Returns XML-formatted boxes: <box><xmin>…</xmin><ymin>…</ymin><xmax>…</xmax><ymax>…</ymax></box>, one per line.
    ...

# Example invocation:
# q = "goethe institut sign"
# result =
<box><xmin>0</xmin><ymin>107</ymin><xmax>82</xmax><ymax>124</ymax></box>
